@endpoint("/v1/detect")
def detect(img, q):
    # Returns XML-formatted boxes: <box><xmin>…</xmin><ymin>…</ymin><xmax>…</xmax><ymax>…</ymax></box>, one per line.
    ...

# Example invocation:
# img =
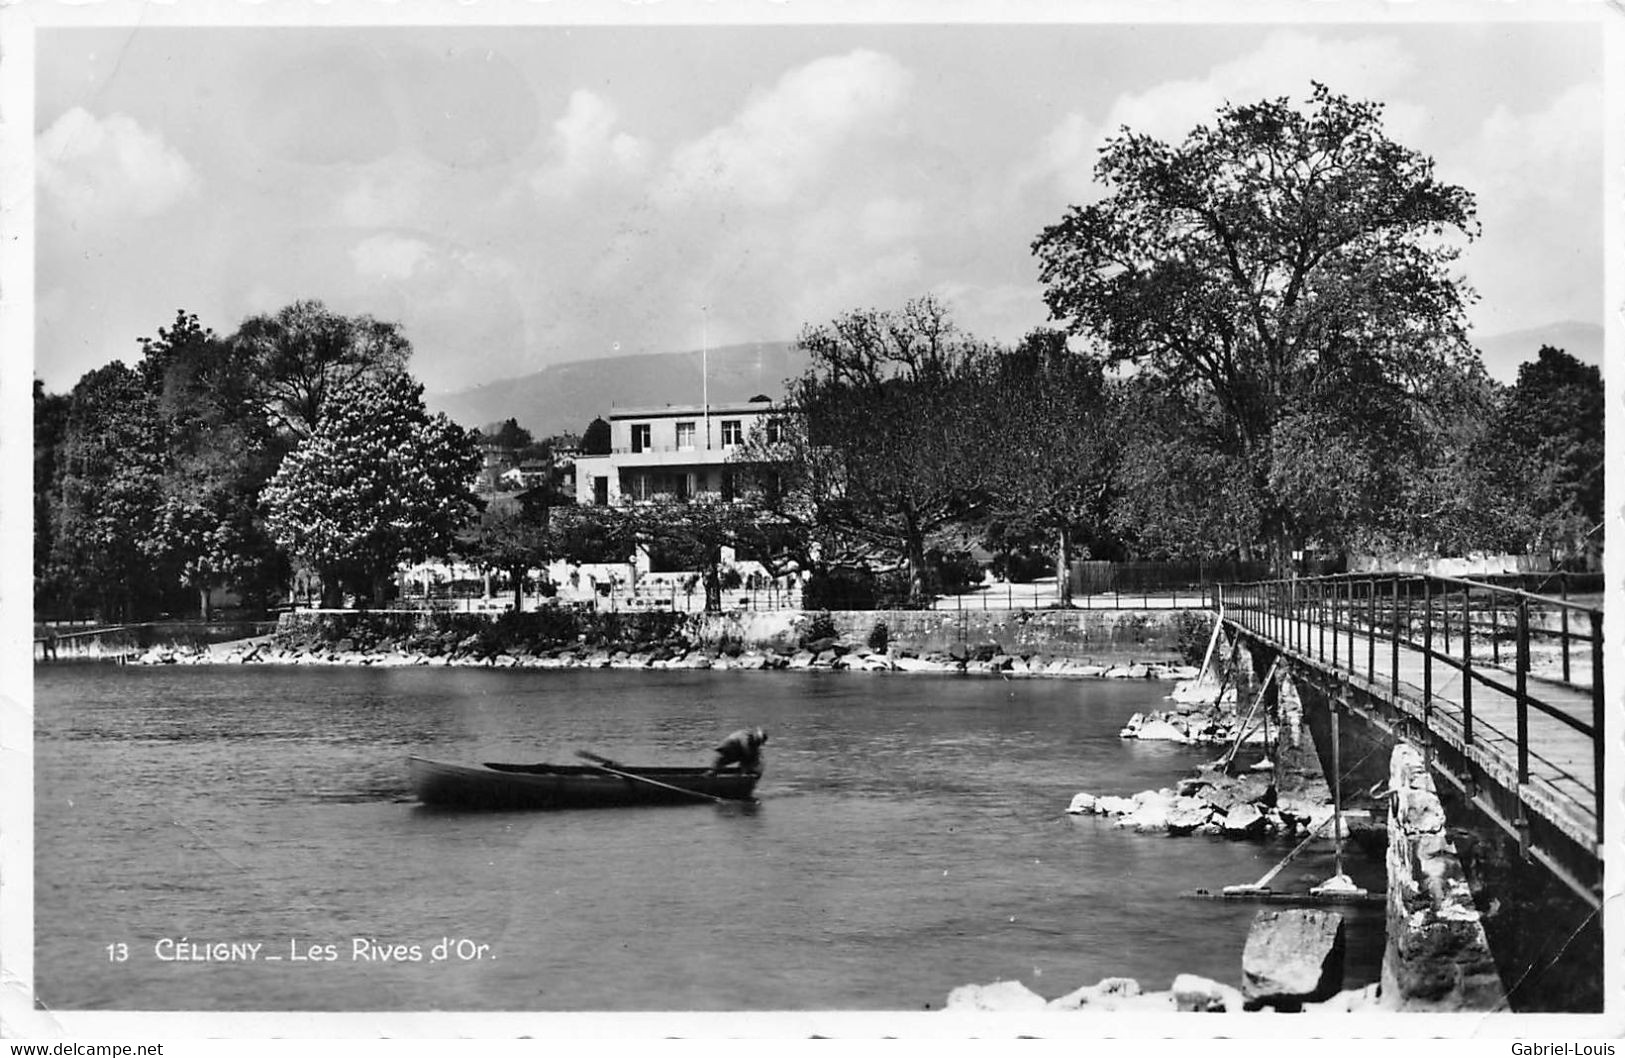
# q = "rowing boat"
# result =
<box><xmin>407</xmin><ymin>755</ymin><xmax>760</xmax><ymax>810</ymax></box>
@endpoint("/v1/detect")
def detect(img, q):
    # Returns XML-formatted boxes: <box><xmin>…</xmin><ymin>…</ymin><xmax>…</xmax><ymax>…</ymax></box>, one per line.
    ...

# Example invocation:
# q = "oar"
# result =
<box><xmin>574</xmin><ymin>750</ymin><xmax>742</xmax><ymax>804</ymax></box>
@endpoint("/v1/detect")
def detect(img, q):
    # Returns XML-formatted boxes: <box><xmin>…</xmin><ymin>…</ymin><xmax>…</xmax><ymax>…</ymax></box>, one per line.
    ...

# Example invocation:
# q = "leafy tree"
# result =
<box><xmin>980</xmin><ymin>329</ymin><xmax>1120</xmax><ymax>601</ymax></box>
<box><xmin>482</xmin><ymin>417</ymin><xmax>534</xmax><ymax>451</ymax></box>
<box><xmin>1108</xmin><ymin>383</ymin><xmax>1265</xmax><ymax>560</ymax></box>
<box><xmin>458</xmin><ymin>494</ymin><xmax>562</xmax><ymax>612</ymax></box>
<box><xmin>138</xmin><ymin>311</ymin><xmax>288</xmax><ymax>617</ymax></box>
<box><xmin>625</xmin><ymin>499</ymin><xmax>784</xmax><ymax>612</ymax></box>
<box><xmin>1492</xmin><ymin>346</ymin><xmax>1605</xmax><ymax>561</ymax></box>
<box><xmin>1356</xmin><ymin>366</ymin><xmax>1526</xmax><ymax>558</ymax></box>
<box><xmin>33</xmin><ymin>380</ymin><xmax>72</xmax><ymax>616</ymax></box>
<box><xmin>581</xmin><ymin>417</ymin><xmax>612</xmax><ymax>456</ymax></box>
<box><xmin>786</xmin><ymin>295</ymin><xmax>998</xmax><ymax>604</ymax></box>
<box><xmin>48</xmin><ymin>363</ymin><xmax>169</xmax><ymax>620</ymax></box>
<box><xmin>233</xmin><ymin>299</ymin><xmax>412</xmax><ymax>438</ymax></box>
<box><xmin>728</xmin><ymin>402</ymin><xmax>856</xmax><ymax>579</ymax></box>
<box><xmin>550</xmin><ymin>504</ymin><xmax>638</xmax><ymax>566</ymax></box>
<box><xmin>1033</xmin><ymin>84</ymin><xmax>1480</xmax><ymax>568</ymax></box>
<box><xmin>261</xmin><ymin>372</ymin><xmax>481</xmax><ymax>607</ymax></box>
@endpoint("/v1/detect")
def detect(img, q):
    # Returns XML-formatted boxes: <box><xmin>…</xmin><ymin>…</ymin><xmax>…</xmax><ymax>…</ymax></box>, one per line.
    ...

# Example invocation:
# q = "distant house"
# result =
<box><xmin>499</xmin><ymin>459</ymin><xmax>554</xmax><ymax>491</ymax></box>
<box><xmin>573</xmin><ymin>398</ymin><xmax>778</xmax><ymax>506</ymax></box>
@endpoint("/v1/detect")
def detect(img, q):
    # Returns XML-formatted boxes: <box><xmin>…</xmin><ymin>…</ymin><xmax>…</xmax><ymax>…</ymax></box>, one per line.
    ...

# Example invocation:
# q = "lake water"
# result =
<box><xmin>32</xmin><ymin>663</ymin><xmax>1385</xmax><ymax>1012</ymax></box>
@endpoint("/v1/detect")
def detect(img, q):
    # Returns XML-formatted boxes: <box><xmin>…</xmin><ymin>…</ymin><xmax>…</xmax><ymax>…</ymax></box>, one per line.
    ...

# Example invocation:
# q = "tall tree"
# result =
<box><xmin>49</xmin><ymin>363</ymin><xmax>168</xmax><ymax>620</ymax></box>
<box><xmin>1491</xmin><ymin>346</ymin><xmax>1605</xmax><ymax>561</ymax></box>
<box><xmin>34</xmin><ymin>380</ymin><xmax>73</xmax><ymax>617</ymax></box>
<box><xmin>459</xmin><ymin>496</ymin><xmax>559</xmax><ymax>612</ymax></box>
<box><xmin>260</xmin><ymin>373</ymin><xmax>481</xmax><ymax>606</ymax></box>
<box><xmin>581</xmin><ymin>417</ymin><xmax>612</xmax><ymax>456</ymax></box>
<box><xmin>789</xmin><ymin>295</ymin><xmax>997</xmax><ymax>604</ymax></box>
<box><xmin>140</xmin><ymin>310</ymin><xmax>287</xmax><ymax>618</ymax></box>
<box><xmin>483</xmin><ymin>417</ymin><xmax>534</xmax><ymax>451</ymax></box>
<box><xmin>980</xmin><ymin>329</ymin><xmax>1120</xmax><ymax>601</ymax></box>
<box><xmin>1108</xmin><ymin>381</ymin><xmax>1266</xmax><ymax>560</ymax></box>
<box><xmin>625</xmin><ymin>499</ymin><xmax>783</xmax><ymax>613</ymax></box>
<box><xmin>1033</xmin><ymin>83</ymin><xmax>1479</xmax><ymax>568</ymax></box>
<box><xmin>233</xmin><ymin>299</ymin><xmax>412</xmax><ymax>438</ymax></box>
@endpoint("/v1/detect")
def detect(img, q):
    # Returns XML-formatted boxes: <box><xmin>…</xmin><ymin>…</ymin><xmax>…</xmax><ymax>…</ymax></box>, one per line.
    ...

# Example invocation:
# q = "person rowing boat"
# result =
<box><xmin>709</xmin><ymin>727</ymin><xmax>768</xmax><ymax>776</ymax></box>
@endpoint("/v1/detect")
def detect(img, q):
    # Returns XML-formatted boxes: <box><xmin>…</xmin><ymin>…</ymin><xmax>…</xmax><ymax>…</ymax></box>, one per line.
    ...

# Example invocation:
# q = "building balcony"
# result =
<box><xmin>608</xmin><ymin>444</ymin><xmax>743</xmax><ymax>467</ymax></box>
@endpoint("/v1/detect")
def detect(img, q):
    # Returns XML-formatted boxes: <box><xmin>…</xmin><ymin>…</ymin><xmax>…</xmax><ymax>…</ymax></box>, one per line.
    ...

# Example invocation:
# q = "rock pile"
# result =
<box><xmin>1066</xmin><ymin>768</ymin><xmax>1337</xmax><ymax>840</ymax></box>
<box><xmin>1118</xmin><ymin>704</ymin><xmax>1271</xmax><ymax>746</ymax></box>
<box><xmin>943</xmin><ymin>973</ymin><xmax>1380</xmax><ymax>1014</ymax></box>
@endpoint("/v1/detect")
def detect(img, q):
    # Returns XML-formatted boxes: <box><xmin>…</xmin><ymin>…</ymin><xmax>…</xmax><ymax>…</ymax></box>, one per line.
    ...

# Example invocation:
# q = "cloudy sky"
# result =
<box><xmin>27</xmin><ymin>11</ymin><xmax>1609</xmax><ymax>397</ymax></box>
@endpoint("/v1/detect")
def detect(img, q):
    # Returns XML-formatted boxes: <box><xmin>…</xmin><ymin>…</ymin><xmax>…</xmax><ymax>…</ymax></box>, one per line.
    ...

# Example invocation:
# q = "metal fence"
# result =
<box><xmin>1219</xmin><ymin>571</ymin><xmax>1603</xmax><ymax>838</ymax></box>
<box><xmin>1070</xmin><ymin>559</ymin><xmax>1276</xmax><ymax>595</ymax></box>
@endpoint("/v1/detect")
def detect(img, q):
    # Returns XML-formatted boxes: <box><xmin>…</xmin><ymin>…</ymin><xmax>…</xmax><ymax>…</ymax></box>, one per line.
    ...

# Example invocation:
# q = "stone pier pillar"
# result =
<box><xmin>1380</xmin><ymin>743</ymin><xmax>1507</xmax><ymax>1010</ymax></box>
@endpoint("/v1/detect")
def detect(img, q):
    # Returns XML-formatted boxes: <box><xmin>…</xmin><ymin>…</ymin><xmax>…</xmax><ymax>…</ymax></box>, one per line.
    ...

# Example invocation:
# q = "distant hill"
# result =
<box><xmin>428</xmin><ymin>322</ymin><xmax>1601</xmax><ymax>434</ymax></box>
<box><xmin>426</xmin><ymin>341</ymin><xmax>808</xmax><ymax>437</ymax></box>
<box><xmin>1473</xmin><ymin>321</ymin><xmax>1603</xmax><ymax>384</ymax></box>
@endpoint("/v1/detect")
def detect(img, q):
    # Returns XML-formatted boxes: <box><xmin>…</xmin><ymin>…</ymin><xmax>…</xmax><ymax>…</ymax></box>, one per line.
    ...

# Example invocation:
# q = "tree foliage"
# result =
<box><xmin>47</xmin><ymin>363</ymin><xmax>168</xmax><ymax>620</ymax></box>
<box><xmin>979</xmin><ymin>328</ymin><xmax>1120</xmax><ymax>598</ymax></box>
<box><xmin>261</xmin><ymin>372</ymin><xmax>481</xmax><ymax>606</ymax></box>
<box><xmin>459</xmin><ymin>501</ymin><xmax>559</xmax><ymax>611</ymax></box>
<box><xmin>234</xmin><ymin>299</ymin><xmax>412</xmax><ymax>438</ymax></box>
<box><xmin>624</xmin><ymin>499</ymin><xmax>776</xmax><ymax>612</ymax></box>
<box><xmin>785</xmin><ymin>294</ymin><xmax>998</xmax><ymax>603</ymax></box>
<box><xmin>1494</xmin><ymin>346</ymin><xmax>1605</xmax><ymax>557</ymax></box>
<box><xmin>581</xmin><ymin>417</ymin><xmax>612</xmax><ymax>456</ymax></box>
<box><xmin>1033</xmin><ymin>84</ymin><xmax>1481</xmax><ymax>566</ymax></box>
<box><xmin>140</xmin><ymin>311</ymin><xmax>287</xmax><ymax>617</ymax></box>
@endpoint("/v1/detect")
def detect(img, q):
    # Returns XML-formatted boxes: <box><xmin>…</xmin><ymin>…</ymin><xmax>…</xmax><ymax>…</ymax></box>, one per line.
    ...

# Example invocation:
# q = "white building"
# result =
<box><xmin>573</xmin><ymin>398</ymin><xmax>778</xmax><ymax>506</ymax></box>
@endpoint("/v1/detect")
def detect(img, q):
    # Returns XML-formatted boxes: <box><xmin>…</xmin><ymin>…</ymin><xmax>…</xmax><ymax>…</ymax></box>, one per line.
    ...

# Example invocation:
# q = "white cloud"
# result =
<box><xmin>1022</xmin><ymin>31</ymin><xmax>1417</xmax><ymax>202</ymax></box>
<box><xmin>531</xmin><ymin>90</ymin><xmax>650</xmax><ymax>200</ymax></box>
<box><xmin>350</xmin><ymin>233</ymin><xmax>433</xmax><ymax>281</ymax></box>
<box><xmin>338</xmin><ymin>169</ymin><xmax>426</xmax><ymax>228</ymax></box>
<box><xmin>37</xmin><ymin>108</ymin><xmax>199</xmax><ymax>224</ymax></box>
<box><xmin>1443</xmin><ymin>79</ymin><xmax>1603</xmax><ymax>333</ymax></box>
<box><xmin>856</xmin><ymin>197</ymin><xmax>925</xmax><ymax>247</ymax></box>
<box><xmin>656</xmin><ymin>50</ymin><xmax>912</xmax><ymax>208</ymax></box>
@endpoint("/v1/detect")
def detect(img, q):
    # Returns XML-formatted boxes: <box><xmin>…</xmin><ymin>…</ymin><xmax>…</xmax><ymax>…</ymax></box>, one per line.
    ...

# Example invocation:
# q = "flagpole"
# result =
<box><xmin>702</xmin><ymin>306</ymin><xmax>710</xmax><ymax>448</ymax></box>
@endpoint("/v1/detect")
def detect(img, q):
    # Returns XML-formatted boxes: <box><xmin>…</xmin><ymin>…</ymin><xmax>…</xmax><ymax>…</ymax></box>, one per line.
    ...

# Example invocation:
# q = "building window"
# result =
<box><xmin>593</xmin><ymin>476</ymin><xmax>608</xmax><ymax>505</ymax></box>
<box><xmin>631</xmin><ymin>423</ymin><xmax>651</xmax><ymax>453</ymax></box>
<box><xmin>765</xmin><ymin>418</ymin><xmax>782</xmax><ymax>443</ymax></box>
<box><xmin>676</xmin><ymin>421</ymin><xmax>696</xmax><ymax>451</ymax></box>
<box><xmin>721</xmin><ymin>420</ymin><xmax>743</xmax><ymax>447</ymax></box>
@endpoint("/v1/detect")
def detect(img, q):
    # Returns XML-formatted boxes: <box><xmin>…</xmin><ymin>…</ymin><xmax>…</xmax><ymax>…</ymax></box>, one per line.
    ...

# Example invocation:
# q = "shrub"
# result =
<box><xmin>871</xmin><ymin>570</ymin><xmax>918</xmax><ymax>609</ymax></box>
<box><xmin>802</xmin><ymin>610</ymin><xmax>839</xmax><ymax>646</ymax></box>
<box><xmin>803</xmin><ymin>569</ymin><xmax>876</xmax><ymax>610</ymax></box>
<box><xmin>991</xmin><ymin>548</ymin><xmax>1052</xmax><ymax>583</ymax></box>
<box><xmin>867</xmin><ymin>621</ymin><xmax>890</xmax><ymax>652</ymax></box>
<box><xmin>927</xmin><ymin>548</ymin><xmax>982</xmax><ymax>595</ymax></box>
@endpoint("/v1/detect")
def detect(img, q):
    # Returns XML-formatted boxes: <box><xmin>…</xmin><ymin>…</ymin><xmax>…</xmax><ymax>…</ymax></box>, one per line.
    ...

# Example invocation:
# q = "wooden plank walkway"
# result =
<box><xmin>1223</xmin><ymin>609</ymin><xmax>1600</xmax><ymax>856</ymax></box>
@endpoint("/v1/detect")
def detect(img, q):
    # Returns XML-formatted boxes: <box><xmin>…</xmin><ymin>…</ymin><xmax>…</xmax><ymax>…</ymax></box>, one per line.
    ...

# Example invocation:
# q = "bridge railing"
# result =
<box><xmin>1217</xmin><ymin>572</ymin><xmax>1603</xmax><ymax>834</ymax></box>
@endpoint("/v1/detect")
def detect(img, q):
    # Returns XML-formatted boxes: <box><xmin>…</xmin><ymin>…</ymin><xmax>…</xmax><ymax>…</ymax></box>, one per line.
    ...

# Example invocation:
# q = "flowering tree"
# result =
<box><xmin>261</xmin><ymin>373</ymin><xmax>481</xmax><ymax>607</ymax></box>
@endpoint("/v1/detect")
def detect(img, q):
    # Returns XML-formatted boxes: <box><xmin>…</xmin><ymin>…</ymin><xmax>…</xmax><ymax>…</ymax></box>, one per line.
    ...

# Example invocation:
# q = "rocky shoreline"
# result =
<box><xmin>1065</xmin><ymin>765</ymin><xmax>1344</xmax><ymax>841</ymax></box>
<box><xmin>134</xmin><ymin>632</ymin><xmax>1203</xmax><ymax>682</ymax></box>
<box><xmin>944</xmin><ymin>972</ymin><xmax>1380</xmax><ymax>1014</ymax></box>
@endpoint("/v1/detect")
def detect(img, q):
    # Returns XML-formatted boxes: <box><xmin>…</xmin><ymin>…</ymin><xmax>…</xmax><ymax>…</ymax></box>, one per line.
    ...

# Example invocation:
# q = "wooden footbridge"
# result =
<box><xmin>1214</xmin><ymin>572</ymin><xmax>1604</xmax><ymax>909</ymax></box>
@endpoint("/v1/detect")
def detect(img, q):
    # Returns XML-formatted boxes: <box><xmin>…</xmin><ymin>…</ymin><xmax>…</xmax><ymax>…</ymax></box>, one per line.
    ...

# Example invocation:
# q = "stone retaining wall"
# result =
<box><xmin>694</xmin><ymin>608</ymin><xmax>1195</xmax><ymax>666</ymax></box>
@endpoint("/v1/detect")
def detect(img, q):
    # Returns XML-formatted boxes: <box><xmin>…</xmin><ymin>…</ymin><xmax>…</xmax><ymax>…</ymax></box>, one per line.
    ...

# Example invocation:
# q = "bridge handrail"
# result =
<box><xmin>1220</xmin><ymin>571</ymin><xmax>1601</xmax><ymax>619</ymax></box>
<box><xmin>1213</xmin><ymin>570</ymin><xmax>1603</xmax><ymax>840</ymax></box>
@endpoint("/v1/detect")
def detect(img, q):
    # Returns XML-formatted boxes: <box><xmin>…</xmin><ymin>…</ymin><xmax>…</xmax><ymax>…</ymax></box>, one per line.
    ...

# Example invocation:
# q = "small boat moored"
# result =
<box><xmin>407</xmin><ymin>754</ymin><xmax>760</xmax><ymax>811</ymax></box>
